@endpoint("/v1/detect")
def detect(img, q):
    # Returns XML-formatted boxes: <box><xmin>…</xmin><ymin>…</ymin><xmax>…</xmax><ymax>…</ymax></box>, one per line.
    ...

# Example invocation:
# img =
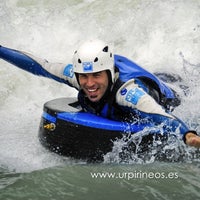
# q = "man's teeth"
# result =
<box><xmin>88</xmin><ymin>88</ymin><xmax>97</xmax><ymax>92</ymax></box>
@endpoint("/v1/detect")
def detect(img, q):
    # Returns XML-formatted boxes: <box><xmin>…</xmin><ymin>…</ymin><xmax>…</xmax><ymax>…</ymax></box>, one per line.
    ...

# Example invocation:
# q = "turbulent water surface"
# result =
<box><xmin>0</xmin><ymin>0</ymin><xmax>200</xmax><ymax>199</ymax></box>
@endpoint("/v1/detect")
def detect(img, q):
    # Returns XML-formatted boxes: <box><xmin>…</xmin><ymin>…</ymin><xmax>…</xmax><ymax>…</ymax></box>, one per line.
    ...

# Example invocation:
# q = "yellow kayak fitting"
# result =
<box><xmin>44</xmin><ymin>123</ymin><xmax>56</xmax><ymax>131</ymax></box>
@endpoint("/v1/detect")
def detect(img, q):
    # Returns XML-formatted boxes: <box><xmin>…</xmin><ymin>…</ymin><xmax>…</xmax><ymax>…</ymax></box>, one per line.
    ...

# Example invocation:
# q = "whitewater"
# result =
<box><xmin>0</xmin><ymin>0</ymin><xmax>200</xmax><ymax>199</ymax></box>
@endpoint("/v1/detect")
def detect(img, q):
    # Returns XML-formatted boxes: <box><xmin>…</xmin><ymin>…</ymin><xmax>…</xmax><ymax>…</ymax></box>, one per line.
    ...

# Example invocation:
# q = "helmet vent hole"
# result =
<box><xmin>94</xmin><ymin>57</ymin><xmax>98</xmax><ymax>62</ymax></box>
<box><xmin>78</xmin><ymin>59</ymin><xmax>82</xmax><ymax>63</ymax></box>
<box><xmin>102</xmin><ymin>46</ymin><xmax>108</xmax><ymax>52</ymax></box>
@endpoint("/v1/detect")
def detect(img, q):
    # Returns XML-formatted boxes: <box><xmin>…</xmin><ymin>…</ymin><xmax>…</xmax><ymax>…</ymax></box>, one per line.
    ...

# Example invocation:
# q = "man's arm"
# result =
<box><xmin>116</xmin><ymin>79</ymin><xmax>199</xmax><ymax>148</ymax></box>
<box><xmin>0</xmin><ymin>45</ymin><xmax>79</xmax><ymax>89</ymax></box>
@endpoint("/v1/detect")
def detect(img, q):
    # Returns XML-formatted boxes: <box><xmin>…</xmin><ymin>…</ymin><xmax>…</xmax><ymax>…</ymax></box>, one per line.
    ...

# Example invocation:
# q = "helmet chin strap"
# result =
<box><xmin>75</xmin><ymin>73</ymin><xmax>80</xmax><ymax>85</ymax></box>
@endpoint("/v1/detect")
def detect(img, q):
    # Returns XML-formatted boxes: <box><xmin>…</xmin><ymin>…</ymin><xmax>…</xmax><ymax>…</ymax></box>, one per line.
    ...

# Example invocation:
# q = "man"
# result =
<box><xmin>0</xmin><ymin>39</ymin><xmax>199</xmax><ymax>147</ymax></box>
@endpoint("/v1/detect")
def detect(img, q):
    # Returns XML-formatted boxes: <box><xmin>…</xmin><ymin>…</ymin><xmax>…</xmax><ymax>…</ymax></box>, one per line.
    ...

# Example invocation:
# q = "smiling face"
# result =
<box><xmin>78</xmin><ymin>70</ymin><xmax>109</xmax><ymax>102</ymax></box>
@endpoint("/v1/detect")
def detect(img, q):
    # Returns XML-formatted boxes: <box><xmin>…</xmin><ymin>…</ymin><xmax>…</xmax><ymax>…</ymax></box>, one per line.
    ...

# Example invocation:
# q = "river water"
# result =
<box><xmin>0</xmin><ymin>0</ymin><xmax>200</xmax><ymax>199</ymax></box>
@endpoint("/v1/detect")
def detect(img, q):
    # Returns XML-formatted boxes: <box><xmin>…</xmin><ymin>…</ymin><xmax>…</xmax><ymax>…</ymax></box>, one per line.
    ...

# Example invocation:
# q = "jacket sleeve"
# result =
<box><xmin>0</xmin><ymin>45</ymin><xmax>79</xmax><ymax>89</ymax></box>
<box><xmin>116</xmin><ymin>79</ymin><xmax>194</xmax><ymax>139</ymax></box>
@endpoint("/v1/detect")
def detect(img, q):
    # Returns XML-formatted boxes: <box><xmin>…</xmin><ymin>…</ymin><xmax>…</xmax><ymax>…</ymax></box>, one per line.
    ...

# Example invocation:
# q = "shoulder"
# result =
<box><xmin>116</xmin><ymin>79</ymin><xmax>146</xmax><ymax>107</ymax></box>
<box><xmin>115</xmin><ymin>79</ymin><xmax>171</xmax><ymax>117</ymax></box>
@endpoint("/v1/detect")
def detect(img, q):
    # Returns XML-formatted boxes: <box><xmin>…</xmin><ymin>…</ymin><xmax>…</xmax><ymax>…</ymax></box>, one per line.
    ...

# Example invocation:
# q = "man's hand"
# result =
<box><xmin>186</xmin><ymin>132</ymin><xmax>200</xmax><ymax>148</ymax></box>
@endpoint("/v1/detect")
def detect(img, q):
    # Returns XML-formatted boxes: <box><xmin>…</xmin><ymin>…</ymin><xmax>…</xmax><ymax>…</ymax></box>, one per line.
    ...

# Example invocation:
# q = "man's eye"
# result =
<box><xmin>93</xmin><ymin>73</ymin><xmax>101</xmax><ymax>77</ymax></box>
<box><xmin>79</xmin><ymin>74</ymin><xmax>87</xmax><ymax>78</ymax></box>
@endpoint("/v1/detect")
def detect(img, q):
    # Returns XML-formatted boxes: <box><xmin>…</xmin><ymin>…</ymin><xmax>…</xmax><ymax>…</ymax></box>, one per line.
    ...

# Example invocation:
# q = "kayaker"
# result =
<box><xmin>0</xmin><ymin>40</ymin><xmax>199</xmax><ymax>147</ymax></box>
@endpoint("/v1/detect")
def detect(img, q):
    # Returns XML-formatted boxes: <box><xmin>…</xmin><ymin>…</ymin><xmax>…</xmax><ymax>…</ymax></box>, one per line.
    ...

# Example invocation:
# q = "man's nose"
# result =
<box><xmin>86</xmin><ymin>76</ymin><xmax>95</xmax><ymax>86</ymax></box>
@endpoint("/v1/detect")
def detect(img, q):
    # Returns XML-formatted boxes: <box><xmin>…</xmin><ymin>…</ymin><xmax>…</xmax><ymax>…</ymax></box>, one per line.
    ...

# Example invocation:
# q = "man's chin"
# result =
<box><xmin>88</xmin><ymin>95</ymin><xmax>100</xmax><ymax>102</ymax></box>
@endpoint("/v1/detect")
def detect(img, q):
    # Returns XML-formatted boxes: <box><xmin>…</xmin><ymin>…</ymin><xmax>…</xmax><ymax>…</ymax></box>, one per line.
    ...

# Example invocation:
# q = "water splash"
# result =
<box><xmin>1</xmin><ymin>0</ymin><xmax>200</xmax><ymax>171</ymax></box>
<box><xmin>104</xmin><ymin>118</ymin><xmax>200</xmax><ymax>164</ymax></box>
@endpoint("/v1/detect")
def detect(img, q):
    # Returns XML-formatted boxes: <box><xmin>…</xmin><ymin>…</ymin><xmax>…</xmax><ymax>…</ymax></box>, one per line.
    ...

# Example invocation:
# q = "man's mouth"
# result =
<box><xmin>87</xmin><ymin>88</ymin><xmax>98</xmax><ymax>92</ymax></box>
<box><xmin>85</xmin><ymin>88</ymin><xmax>99</xmax><ymax>100</ymax></box>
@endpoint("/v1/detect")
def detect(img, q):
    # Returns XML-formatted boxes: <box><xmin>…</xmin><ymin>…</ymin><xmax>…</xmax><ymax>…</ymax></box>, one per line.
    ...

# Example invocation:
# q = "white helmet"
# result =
<box><xmin>73</xmin><ymin>39</ymin><xmax>115</xmax><ymax>82</ymax></box>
